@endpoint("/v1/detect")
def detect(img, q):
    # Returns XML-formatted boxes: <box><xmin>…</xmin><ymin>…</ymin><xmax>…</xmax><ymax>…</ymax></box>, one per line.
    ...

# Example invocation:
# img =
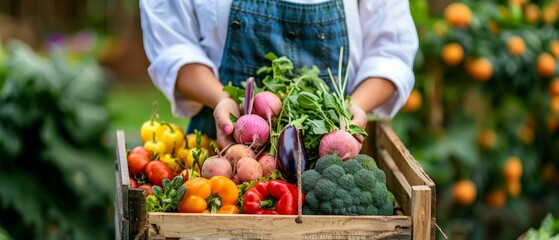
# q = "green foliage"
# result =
<box><xmin>0</xmin><ymin>40</ymin><xmax>114</xmax><ymax>239</ymax></box>
<box><xmin>401</xmin><ymin>0</ymin><xmax>559</xmax><ymax>239</ymax></box>
<box><xmin>525</xmin><ymin>213</ymin><xmax>559</xmax><ymax>239</ymax></box>
<box><xmin>0</xmin><ymin>226</ymin><xmax>12</xmax><ymax>240</ymax></box>
<box><xmin>301</xmin><ymin>154</ymin><xmax>393</xmax><ymax>216</ymax></box>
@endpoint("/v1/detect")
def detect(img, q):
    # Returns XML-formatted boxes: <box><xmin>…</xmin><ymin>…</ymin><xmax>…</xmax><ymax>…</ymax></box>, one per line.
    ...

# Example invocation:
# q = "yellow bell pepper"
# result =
<box><xmin>177</xmin><ymin>148</ymin><xmax>208</xmax><ymax>172</ymax></box>
<box><xmin>160</xmin><ymin>153</ymin><xmax>184</xmax><ymax>175</ymax></box>
<box><xmin>178</xmin><ymin>176</ymin><xmax>239</xmax><ymax>214</ymax></box>
<box><xmin>157</xmin><ymin>123</ymin><xmax>185</xmax><ymax>153</ymax></box>
<box><xmin>144</xmin><ymin>133</ymin><xmax>166</xmax><ymax>158</ymax></box>
<box><xmin>140</xmin><ymin>101</ymin><xmax>161</xmax><ymax>144</ymax></box>
<box><xmin>140</xmin><ymin>120</ymin><xmax>160</xmax><ymax>144</ymax></box>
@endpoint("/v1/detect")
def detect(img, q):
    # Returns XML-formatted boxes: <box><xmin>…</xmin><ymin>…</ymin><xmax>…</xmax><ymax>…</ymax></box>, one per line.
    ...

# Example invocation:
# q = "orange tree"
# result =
<box><xmin>398</xmin><ymin>0</ymin><xmax>559</xmax><ymax>239</ymax></box>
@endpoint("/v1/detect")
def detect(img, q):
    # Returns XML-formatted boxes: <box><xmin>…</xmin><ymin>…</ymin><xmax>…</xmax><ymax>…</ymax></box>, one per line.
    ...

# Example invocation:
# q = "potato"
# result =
<box><xmin>201</xmin><ymin>156</ymin><xmax>232</xmax><ymax>179</ymax></box>
<box><xmin>257</xmin><ymin>153</ymin><xmax>277</xmax><ymax>177</ymax></box>
<box><xmin>236</xmin><ymin>157</ymin><xmax>263</xmax><ymax>182</ymax></box>
<box><xmin>224</xmin><ymin>144</ymin><xmax>256</xmax><ymax>167</ymax></box>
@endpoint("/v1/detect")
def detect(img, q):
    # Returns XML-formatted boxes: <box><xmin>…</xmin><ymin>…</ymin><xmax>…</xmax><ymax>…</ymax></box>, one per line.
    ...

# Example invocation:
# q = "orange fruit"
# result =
<box><xmin>536</xmin><ymin>53</ymin><xmax>557</xmax><ymax>78</ymax></box>
<box><xmin>549</xmin><ymin>78</ymin><xmax>559</xmax><ymax>96</ymax></box>
<box><xmin>503</xmin><ymin>156</ymin><xmax>523</xmax><ymax>181</ymax></box>
<box><xmin>542</xmin><ymin>5</ymin><xmax>558</xmax><ymax>24</ymax></box>
<box><xmin>466</xmin><ymin>58</ymin><xmax>494</xmax><ymax>82</ymax></box>
<box><xmin>552</xmin><ymin>96</ymin><xmax>559</xmax><ymax>113</ymax></box>
<box><xmin>477</xmin><ymin>129</ymin><xmax>497</xmax><ymax>149</ymax></box>
<box><xmin>541</xmin><ymin>162</ymin><xmax>557</xmax><ymax>182</ymax></box>
<box><xmin>441</xmin><ymin>43</ymin><xmax>464</xmax><ymax>66</ymax></box>
<box><xmin>509</xmin><ymin>0</ymin><xmax>526</xmax><ymax>6</ymax></box>
<box><xmin>500</xmin><ymin>5</ymin><xmax>510</xmax><ymax>20</ymax></box>
<box><xmin>548</xmin><ymin>115</ymin><xmax>559</xmax><ymax>132</ymax></box>
<box><xmin>524</xmin><ymin>3</ymin><xmax>540</xmax><ymax>24</ymax></box>
<box><xmin>507</xmin><ymin>36</ymin><xmax>526</xmax><ymax>56</ymax></box>
<box><xmin>485</xmin><ymin>189</ymin><xmax>507</xmax><ymax>208</ymax></box>
<box><xmin>444</xmin><ymin>3</ymin><xmax>473</xmax><ymax>28</ymax></box>
<box><xmin>549</xmin><ymin>41</ymin><xmax>559</xmax><ymax>59</ymax></box>
<box><xmin>551</xmin><ymin>95</ymin><xmax>559</xmax><ymax>114</ymax></box>
<box><xmin>433</xmin><ymin>20</ymin><xmax>449</xmax><ymax>37</ymax></box>
<box><xmin>516</xmin><ymin>124</ymin><xmax>534</xmax><ymax>145</ymax></box>
<box><xmin>402</xmin><ymin>89</ymin><xmax>422</xmax><ymax>112</ymax></box>
<box><xmin>488</xmin><ymin>20</ymin><xmax>500</xmax><ymax>35</ymax></box>
<box><xmin>453</xmin><ymin>179</ymin><xmax>477</xmax><ymax>205</ymax></box>
<box><xmin>506</xmin><ymin>180</ymin><xmax>522</xmax><ymax>198</ymax></box>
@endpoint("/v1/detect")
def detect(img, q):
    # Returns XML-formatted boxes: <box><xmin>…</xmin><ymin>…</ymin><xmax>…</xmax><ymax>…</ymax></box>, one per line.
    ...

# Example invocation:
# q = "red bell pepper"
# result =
<box><xmin>243</xmin><ymin>180</ymin><xmax>304</xmax><ymax>215</ymax></box>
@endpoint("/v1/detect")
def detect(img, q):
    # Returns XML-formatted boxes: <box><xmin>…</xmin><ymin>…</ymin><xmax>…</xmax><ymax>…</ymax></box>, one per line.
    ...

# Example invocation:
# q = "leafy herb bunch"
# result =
<box><xmin>225</xmin><ymin>48</ymin><xmax>367</xmax><ymax>163</ymax></box>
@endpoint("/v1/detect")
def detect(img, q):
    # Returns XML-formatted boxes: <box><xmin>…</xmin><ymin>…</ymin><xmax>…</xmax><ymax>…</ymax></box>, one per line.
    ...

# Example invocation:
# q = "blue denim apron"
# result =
<box><xmin>188</xmin><ymin>0</ymin><xmax>349</xmax><ymax>138</ymax></box>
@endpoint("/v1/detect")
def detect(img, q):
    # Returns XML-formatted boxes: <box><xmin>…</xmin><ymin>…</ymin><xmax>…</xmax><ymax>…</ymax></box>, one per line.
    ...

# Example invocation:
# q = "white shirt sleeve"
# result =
<box><xmin>352</xmin><ymin>0</ymin><xmax>418</xmax><ymax>118</ymax></box>
<box><xmin>139</xmin><ymin>0</ymin><xmax>217</xmax><ymax>117</ymax></box>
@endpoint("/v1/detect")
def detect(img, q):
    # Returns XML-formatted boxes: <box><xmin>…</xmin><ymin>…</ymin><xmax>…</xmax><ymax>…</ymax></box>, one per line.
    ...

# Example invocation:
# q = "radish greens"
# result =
<box><xmin>224</xmin><ymin>48</ymin><xmax>367</xmax><ymax>163</ymax></box>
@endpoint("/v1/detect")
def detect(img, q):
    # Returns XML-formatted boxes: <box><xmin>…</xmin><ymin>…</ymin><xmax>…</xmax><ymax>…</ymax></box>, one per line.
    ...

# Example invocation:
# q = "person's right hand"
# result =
<box><xmin>213</xmin><ymin>97</ymin><xmax>240</xmax><ymax>149</ymax></box>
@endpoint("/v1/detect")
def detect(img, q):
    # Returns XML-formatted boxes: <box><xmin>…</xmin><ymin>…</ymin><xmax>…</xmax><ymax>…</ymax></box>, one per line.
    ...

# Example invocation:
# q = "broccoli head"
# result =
<box><xmin>314</xmin><ymin>154</ymin><xmax>343</xmax><ymax>174</ymax></box>
<box><xmin>302</xmin><ymin>154</ymin><xmax>394</xmax><ymax>216</ymax></box>
<box><xmin>322</xmin><ymin>164</ymin><xmax>345</xmax><ymax>182</ymax></box>
<box><xmin>353</xmin><ymin>154</ymin><xmax>378</xmax><ymax>170</ymax></box>
<box><xmin>342</xmin><ymin>159</ymin><xmax>363</xmax><ymax>174</ymax></box>
<box><xmin>301</xmin><ymin>169</ymin><xmax>322</xmax><ymax>193</ymax></box>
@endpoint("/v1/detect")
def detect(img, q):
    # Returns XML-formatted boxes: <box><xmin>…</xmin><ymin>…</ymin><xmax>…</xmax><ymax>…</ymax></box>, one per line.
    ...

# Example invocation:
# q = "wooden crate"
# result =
<box><xmin>115</xmin><ymin>121</ymin><xmax>437</xmax><ymax>240</ymax></box>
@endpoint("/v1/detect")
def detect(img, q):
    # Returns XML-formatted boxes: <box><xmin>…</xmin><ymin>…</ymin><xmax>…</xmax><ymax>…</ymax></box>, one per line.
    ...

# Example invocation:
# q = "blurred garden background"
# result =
<box><xmin>1</xmin><ymin>0</ymin><xmax>558</xmax><ymax>239</ymax></box>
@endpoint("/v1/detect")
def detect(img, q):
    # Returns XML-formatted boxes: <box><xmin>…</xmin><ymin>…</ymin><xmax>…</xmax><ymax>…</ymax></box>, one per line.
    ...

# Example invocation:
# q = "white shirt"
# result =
<box><xmin>139</xmin><ymin>0</ymin><xmax>418</xmax><ymax>119</ymax></box>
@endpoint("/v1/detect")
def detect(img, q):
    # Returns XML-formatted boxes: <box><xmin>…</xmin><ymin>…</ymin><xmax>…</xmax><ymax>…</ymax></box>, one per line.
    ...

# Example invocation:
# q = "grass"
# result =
<box><xmin>107</xmin><ymin>81</ymin><xmax>190</xmax><ymax>146</ymax></box>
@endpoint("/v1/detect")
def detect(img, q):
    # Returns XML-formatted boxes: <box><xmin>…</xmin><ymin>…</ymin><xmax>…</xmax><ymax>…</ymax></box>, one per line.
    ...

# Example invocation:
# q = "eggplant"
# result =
<box><xmin>277</xmin><ymin>125</ymin><xmax>309</xmax><ymax>183</ymax></box>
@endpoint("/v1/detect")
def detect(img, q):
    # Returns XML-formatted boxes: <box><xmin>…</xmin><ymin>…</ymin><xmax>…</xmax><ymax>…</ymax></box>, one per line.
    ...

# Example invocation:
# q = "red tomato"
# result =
<box><xmin>130</xmin><ymin>146</ymin><xmax>152</xmax><ymax>158</ymax></box>
<box><xmin>129</xmin><ymin>177</ymin><xmax>138</xmax><ymax>188</ymax></box>
<box><xmin>145</xmin><ymin>160</ymin><xmax>174</xmax><ymax>187</ymax></box>
<box><xmin>128</xmin><ymin>147</ymin><xmax>151</xmax><ymax>176</ymax></box>
<box><xmin>128</xmin><ymin>153</ymin><xmax>150</xmax><ymax>176</ymax></box>
<box><xmin>136</xmin><ymin>184</ymin><xmax>153</xmax><ymax>196</ymax></box>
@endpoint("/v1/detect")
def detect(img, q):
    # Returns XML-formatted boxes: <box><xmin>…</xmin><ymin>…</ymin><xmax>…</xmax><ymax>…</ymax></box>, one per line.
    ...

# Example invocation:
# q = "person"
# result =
<box><xmin>139</xmin><ymin>0</ymin><xmax>418</xmax><ymax>148</ymax></box>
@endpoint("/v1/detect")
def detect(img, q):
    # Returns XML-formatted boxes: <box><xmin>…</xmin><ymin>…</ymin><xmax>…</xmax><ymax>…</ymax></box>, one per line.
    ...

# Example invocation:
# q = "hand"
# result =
<box><xmin>349</xmin><ymin>105</ymin><xmax>367</xmax><ymax>143</ymax></box>
<box><xmin>213</xmin><ymin>98</ymin><xmax>240</xmax><ymax>149</ymax></box>
<box><xmin>349</xmin><ymin>105</ymin><xmax>367</xmax><ymax>129</ymax></box>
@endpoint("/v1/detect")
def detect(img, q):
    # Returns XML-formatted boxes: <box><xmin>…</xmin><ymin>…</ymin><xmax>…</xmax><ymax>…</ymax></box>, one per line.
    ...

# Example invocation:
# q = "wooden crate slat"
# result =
<box><xmin>129</xmin><ymin>189</ymin><xmax>148</xmax><ymax>240</ymax></box>
<box><xmin>376</xmin><ymin>122</ymin><xmax>437</xmax><ymax>220</ymax></box>
<box><xmin>149</xmin><ymin>213</ymin><xmax>411</xmax><ymax>239</ymax></box>
<box><xmin>114</xmin><ymin>166</ymin><xmax>128</xmax><ymax>240</ymax></box>
<box><xmin>117</xmin><ymin>131</ymin><xmax>131</xmax><ymax>189</ymax></box>
<box><xmin>411</xmin><ymin>186</ymin><xmax>432</xmax><ymax>240</ymax></box>
<box><xmin>115</xmin><ymin>131</ymin><xmax>130</xmax><ymax>239</ymax></box>
<box><xmin>115</xmin><ymin>130</ymin><xmax>149</xmax><ymax>240</ymax></box>
<box><xmin>376</xmin><ymin>123</ymin><xmax>434</xmax><ymax>187</ymax></box>
<box><xmin>378</xmin><ymin>149</ymin><xmax>412</xmax><ymax>215</ymax></box>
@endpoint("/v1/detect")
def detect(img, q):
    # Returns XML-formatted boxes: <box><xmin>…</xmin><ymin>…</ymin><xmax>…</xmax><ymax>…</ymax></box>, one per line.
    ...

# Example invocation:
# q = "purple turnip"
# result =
<box><xmin>318</xmin><ymin>130</ymin><xmax>361</xmax><ymax>161</ymax></box>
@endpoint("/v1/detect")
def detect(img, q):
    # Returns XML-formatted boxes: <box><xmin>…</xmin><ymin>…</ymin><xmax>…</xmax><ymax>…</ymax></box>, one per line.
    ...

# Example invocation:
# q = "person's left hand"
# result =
<box><xmin>349</xmin><ymin>105</ymin><xmax>367</xmax><ymax>143</ymax></box>
<box><xmin>349</xmin><ymin>105</ymin><xmax>367</xmax><ymax>129</ymax></box>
